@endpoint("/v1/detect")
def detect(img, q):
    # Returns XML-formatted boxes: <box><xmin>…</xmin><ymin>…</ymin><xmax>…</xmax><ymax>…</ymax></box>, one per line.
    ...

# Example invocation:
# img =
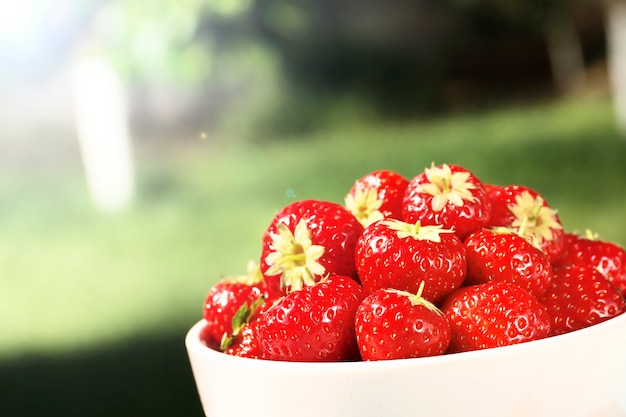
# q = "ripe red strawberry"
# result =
<box><xmin>355</xmin><ymin>283</ymin><xmax>451</xmax><ymax>361</ymax></box>
<box><xmin>202</xmin><ymin>262</ymin><xmax>268</xmax><ymax>346</ymax></box>
<box><xmin>402</xmin><ymin>163</ymin><xmax>490</xmax><ymax>240</ymax></box>
<box><xmin>540</xmin><ymin>264</ymin><xmax>626</xmax><ymax>335</ymax></box>
<box><xmin>199</xmin><ymin>322</ymin><xmax>221</xmax><ymax>351</ymax></box>
<box><xmin>486</xmin><ymin>184</ymin><xmax>564</xmax><ymax>261</ymax></box>
<box><xmin>464</xmin><ymin>228</ymin><xmax>553</xmax><ymax>298</ymax></box>
<box><xmin>355</xmin><ymin>219</ymin><xmax>466</xmax><ymax>303</ymax></box>
<box><xmin>260</xmin><ymin>199</ymin><xmax>363</xmax><ymax>296</ymax></box>
<box><xmin>223</xmin><ymin>319</ymin><xmax>266</xmax><ymax>359</ymax></box>
<box><xmin>258</xmin><ymin>275</ymin><xmax>366</xmax><ymax>362</ymax></box>
<box><xmin>345</xmin><ymin>169</ymin><xmax>409</xmax><ymax>227</ymax></box>
<box><xmin>552</xmin><ymin>231</ymin><xmax>626</xmax><ymax>297</ymax></box>
<box><xmin>441</xmin><ymin>281</ymin><xmax>552</xmax><ymax>353</ymax></box>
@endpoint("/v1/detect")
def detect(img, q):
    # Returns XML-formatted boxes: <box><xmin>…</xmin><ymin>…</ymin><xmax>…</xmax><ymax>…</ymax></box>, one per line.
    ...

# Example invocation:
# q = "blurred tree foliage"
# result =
<box><xmin>89</xmin><ymin>0</ymin><xmax>605</xmax><ymax>134</ymax></box>
<box><xmin>449</xmin><ymin>0</ymin><xmax>597</xmax><ymax>93</ymax></box>
<box><xmin>92</xmin><ymin>0</ymin><xmax>257</xmax><ymax>86</ymax></box>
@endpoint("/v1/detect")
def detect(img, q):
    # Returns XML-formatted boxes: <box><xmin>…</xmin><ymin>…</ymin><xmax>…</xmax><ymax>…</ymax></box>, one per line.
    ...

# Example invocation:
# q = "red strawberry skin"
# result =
<box><xmin>540</xmin><ymin>264</ymin><xmax>626</xmax><ymax>335</ymax></box>
<box><xmin>223</xmin><ymin>319</ymin><xmax>266</xmax><ymax>359</ymax></box>
<box><xmin>260</xmin><ymin>199</ymin><xmax>363</xmax><ymax>296</ymax></box>
<box><xmin>403</xmin><ymin>163</ymin><xmax>490</xmax><ymax>240</ymax></box>
<box><xmin>553</xmin><ymin>232</ymin><xmax>626</xmax><ymax>297</ymax></box>
<box><xmin>258</xmin><ymin>275</ymin><xmax>366</xmax><ymax>362</ymax></box>
<box><xmin>202</xmin><ymin>278</ymin><xmax>267</xmax><ymax>346</ymax></box>
<box><xmin>199</xmin><ymin>322</ymin><xmax>222</xmax><ymax>351</ymax></box>
<box><xmin>464</xmin><ymin>229</ymin><xmax>553</xmax><ymax>298</ymax></box>
<box><xmin>441</xmin><ymin>281</ymin><xmax>552</xmax><ymax>353</ymax></box>
<box><xmin>486</xmin><ymin>184</ymin><xmax>532</xmax><ymax>226</ymax></box>
<box><xmin>345</xmin><ymin>169</ymin><xmax>409</xmax><ymax>226</ymax></box>
<box><xmin>355</xmin><ymin>288</ymin><xmax>451</xmax><ymax>360</ymax></box>
<box><xmin>355</xmin><ymin>219</ymin><xmax>467</xmax><ymax>303</ymax></box>
<box><xmin>486</xmin><ymin>184</ymin><xmax>564</xmax><ymax>261</ymax></box>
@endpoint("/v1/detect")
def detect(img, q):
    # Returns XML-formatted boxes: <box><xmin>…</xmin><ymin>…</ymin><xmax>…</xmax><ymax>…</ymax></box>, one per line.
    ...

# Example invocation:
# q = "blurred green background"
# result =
<box><xmin>2</xmin><ymin>1</ymin><xmax>626</xmax><ymax>416</ymax></box>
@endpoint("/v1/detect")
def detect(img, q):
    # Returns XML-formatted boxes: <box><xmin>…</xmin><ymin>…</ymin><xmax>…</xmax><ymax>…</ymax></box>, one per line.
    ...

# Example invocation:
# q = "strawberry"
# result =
<box><xmin>464</xmin><ymin>228</ymin><xmax>553</xmax><ymax>298</ymax></box>
<box><xmin>223</xmin><ymin>319</ymin><xmax>266</xmax><ymax>359</ymax></box>
<box><xmin>441</xmin><ymin>281</ymin><xmax>552</xmax><ymax>353</ymax></box>
<box><xmin>486</xmin><ymin>184</ymin><xmax>564</xmax><ymax>261</ymax></box>
<box><xmin>402</xmin><ymin>163</ymin><xmax>490</xmax><ymax>240</ymax></box>
<box><xmin>540</xmin><ymin>264</ymin><xmax>626</xmax><ymax>335</ymax></box>
<box><xmin>552</xmin><ymin>230</ymin><xmax>626</xmax><ymax>297</ymax></box>
<box><xmin>202</xmin><ymin>262</ymin><xmax>268</xmax><ymax>346</ymax></box>
<box><xmin>355</xmin><ymin>282</ymin><xmax>451</xmax><ymax>361</ymax></box>
<box><xmin>199</xmin><ymin>322</ymin><xmax>221</xmax><ymax>351</ymax></box>
<box><xmin>260</xmin><ymin>199</ymin><xmax>363</xmax><ymax>296</ymax></box>
<box><xmin>345</xmin><ymin>169</ymin><xmax>409</xmax><ymax>227</ymax></box>
<box><xmin>355</xmin><ymin>219</ymin><xmax>466</xmax><ymax>303</ymax></box>
<box><xmin>258</xmin><ymin>275</ymin><xmax>366</xmax><ymax>362</ymax></box>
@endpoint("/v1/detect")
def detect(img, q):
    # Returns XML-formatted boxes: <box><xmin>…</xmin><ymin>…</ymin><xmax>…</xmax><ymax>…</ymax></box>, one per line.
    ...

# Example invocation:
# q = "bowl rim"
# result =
<box><xmin>186</xmin><ymin>311</ymin><xmax>626</xmax><ymax>372</ymax></box>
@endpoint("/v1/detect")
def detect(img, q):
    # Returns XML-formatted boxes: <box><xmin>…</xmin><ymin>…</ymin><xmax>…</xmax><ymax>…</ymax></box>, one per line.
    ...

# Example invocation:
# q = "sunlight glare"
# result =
<box><xmin>71</xmin><ymin>53</ymin><xmax>136</xmax><ymax>213</ymax></box>
<box><xmin>0</xmin><ymin>0</ymin><xmax>36</xmax><ymax>38</ymax></box>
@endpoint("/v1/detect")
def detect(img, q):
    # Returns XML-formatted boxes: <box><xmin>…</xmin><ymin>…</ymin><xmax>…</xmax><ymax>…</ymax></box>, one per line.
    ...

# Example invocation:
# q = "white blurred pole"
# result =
<box><xmin>606</xmin><ymin>0</ymin><xmax>626</xmax><ymax>137</ymax></box>
<box><xmin>71</xmin><ymin>49</ymin><xmax>135</xmax><ymax>212</ymax></box>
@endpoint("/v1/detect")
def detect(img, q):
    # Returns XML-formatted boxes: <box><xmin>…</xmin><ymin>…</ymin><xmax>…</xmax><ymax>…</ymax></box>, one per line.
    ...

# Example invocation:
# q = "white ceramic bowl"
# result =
<box><xmin>186</xmin><ymin>313</ymin><xmax>626</xmax><ymax>417</ymax></box>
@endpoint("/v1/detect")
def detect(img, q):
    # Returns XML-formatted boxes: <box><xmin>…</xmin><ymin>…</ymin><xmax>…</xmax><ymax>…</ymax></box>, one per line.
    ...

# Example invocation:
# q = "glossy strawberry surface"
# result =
<box><xmin>355</xmin><ymin>219</ymin><xmax>466</xmax><ymax>303</ymax></box>
<box><xmin>553</xmin><ymin>231</ymin><xmax>626</xmax><ymax>297</ymax></box>
<box><xmin>464</xmin><ymin>228</ymin><xmax>553</xmax><ymax>298</ymax></box>
<box><xmin>486</xmin><ymin>184</ymin><xmax>564</xmax><ymax>261</ymax></box>
<box><xmin>223</xmin><ymin>319</ymin><xmax>266</xmax><ymax>359</ymax></box>
<box><xmin>199</xmin><ymin>322</ymin><xmax>221</xmax><ymax>351</ymax></box>
<box><xmin>202</xmin><ymin>276</ymin><xmax>267</xmax><ymax>346</ymax></box>
<box><xmin>260</xmin><ymin>199</ymin><xmax>363</xmax><ymax>295</ymax></box>
<box><xmin>442</xmin><ymin>281</ymin><xmax>552</xmax><ymax>353</ymax></box>
<box><xmin>355</xmin><ymin>287</ymin><xmax>451</xmax><ymax>360</ymax></box>
<box><xmin>258</xmin><ymin>275</ymin><xmax>366</xmax><ymax>362</ymax></box>
<box><xmin>540</xmin><ymin>264</ymin><xmax>626</xmax><ymax>335</ymax></box>
<box><xmin>345</xmin><ymin>169</ymin><xmax>409</xmax><ymax>227</ymax></box>
<box><xmin>403</xmin><ymin>163</ymin><xmax>490</xmax><ymax>240</ymax></box>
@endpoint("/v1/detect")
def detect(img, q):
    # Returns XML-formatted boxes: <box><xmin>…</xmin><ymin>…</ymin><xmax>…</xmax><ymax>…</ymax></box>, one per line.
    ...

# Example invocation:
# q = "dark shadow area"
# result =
<box><xmin>0</xmin><ymin>327</ymin><xmax>204</xmax><ymax>417</ymax></box>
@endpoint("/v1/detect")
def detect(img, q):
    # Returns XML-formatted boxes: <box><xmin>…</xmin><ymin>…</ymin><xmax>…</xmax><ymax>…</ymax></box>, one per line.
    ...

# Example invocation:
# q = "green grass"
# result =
<box><xmin>2</xmin><ymin>95</ymin><xmax>626</xmax><ymax>360</ymax></box>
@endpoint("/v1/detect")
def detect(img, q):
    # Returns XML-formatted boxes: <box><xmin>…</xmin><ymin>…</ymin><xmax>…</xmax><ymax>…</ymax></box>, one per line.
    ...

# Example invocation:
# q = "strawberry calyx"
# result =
<box><xmin>384</xmin><ymin>282</ymin><xmax>443</xmax><ymax>315</ymax></box>
<box><xmin>345</xmin><ymin>186</ymin><xmax>385</xmax><ymax>226</ymax></box>
<box><xmin>508</xmin><ymin>191</ymin><xmax>562</xmax><ymax>243</ymax></box>
<box><xmin>416</xmin><ymin>163</ymin><xmax>477</xmax><ymax>212</ymax></box>
<box><xmin>491</xmin><ymin>218</ymin><xmax>543</xmax><ymax>250</ymax></box>
<box><xmin>264</xmin><ymin>219</ymin><xmax>326</xmax><ymax>292</ymax></box>
<box><xmin>490</xmin><ymin>225</ymin><xmax>517</xmax><ymax>235</ymax></box>
<box><xmin>382</xmin><ymin>219</ymin><xmax>455</xmax><ymax>242</ymax></box>
<box><xmin>220</xmin><ymin>296</ymin><xmax>266</xmax><ymax>351</ymax></box>
<box><xmin>584</xmin><ymin>228</ymin><xmax>600</xmax><ymax>240</ymax></box>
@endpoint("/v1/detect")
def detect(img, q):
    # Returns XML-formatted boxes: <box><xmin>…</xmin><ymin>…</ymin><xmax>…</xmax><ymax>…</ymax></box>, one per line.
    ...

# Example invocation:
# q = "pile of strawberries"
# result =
<box><xmin>199</xmin><ymin>163</ymin><xmax>626</xmax><ymax>361</ymax></box>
